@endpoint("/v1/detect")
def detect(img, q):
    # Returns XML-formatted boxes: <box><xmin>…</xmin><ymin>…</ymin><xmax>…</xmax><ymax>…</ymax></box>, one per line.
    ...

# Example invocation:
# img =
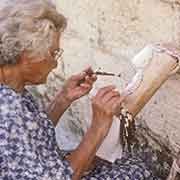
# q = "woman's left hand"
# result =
<box><xmin>61</xmin><ymin>67</ymin><xmax>97</xmax><ymax>104</ymax></box>
<box><xmin>47</xmin><ymin>67</ymin><xmax>97</xmax><ymax>126</ymax></box>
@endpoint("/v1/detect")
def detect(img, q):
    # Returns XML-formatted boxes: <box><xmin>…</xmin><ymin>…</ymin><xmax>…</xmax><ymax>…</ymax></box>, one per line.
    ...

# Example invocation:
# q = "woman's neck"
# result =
<box><xmin>0</xmin><ymin>66</ymin><xmax>25</xmax><ymax>92</ymax></box>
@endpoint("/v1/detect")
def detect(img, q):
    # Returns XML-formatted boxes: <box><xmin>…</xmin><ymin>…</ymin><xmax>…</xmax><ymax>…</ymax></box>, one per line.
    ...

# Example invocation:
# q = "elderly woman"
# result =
<box><xmin>0</xmin><ymin>0</ymin><xmax>159</xmax><ymax>179</ymax></box>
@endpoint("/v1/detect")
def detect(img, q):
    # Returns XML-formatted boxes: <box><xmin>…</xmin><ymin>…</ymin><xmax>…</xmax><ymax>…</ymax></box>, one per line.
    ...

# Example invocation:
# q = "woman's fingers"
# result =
<box><xmin>95</xmin><ymin>85</ymin><xmax>116</xmax><ymax>99</ymax></box>
<box><xmin>70</xmin><ymin>72</ymin><xmax>86</xmax><ymax>81</ymax></box>
<box><xmin>102</xmin><ymin>90</ymin><xmax>120</xmax><ymax>103</ymax></box>
<box><xmin>91</xmin><ymin>74</ymin><xmax>97</xmax><ymax>82</ymax></box>
<box><xmin>102</xmin><ymin>88</ymin><xmax>123</xmax><ymax>115</ymax></box>
<box><xmin>80</xmin><ymin>83</ymin><xmax>91</xmax><ymax>89</ymax></box>
<box><xmin>83</xmin><ymin>66</ymin><xmax>94</xmax><ymax>76</ymax></box>
<box><xmin>79</xmin><ymin>75</ymin><xmax>97</xmax><ymax>90</ymax></box>
<box><xmin>109</xmin><ymin>96</ymin><xmax>123</xmax><ymax>114</ymax></box>
<box><xmin>70</xmin><ymin>66</ymin><xmax>94</xmax><ymax>81</ymax></box>
<box><xmin>72</xmin><ymin>67</ymin><xmax>97</xmax><ymax>86</ymax></box>
<box><xmin>91</xmin><ymin>86</ymin><xmax>124</xmax><ymax>132</ymax></box>
<box><xmin>84</xmin><ymin>76</ymin><xmax>95</xmax><ymax>86</ymax></box>
<box><xmin>92</xmin><ymin>86</ymin><xmax>123</xmax><ymax>116</ymax></box>
<box><xmin>83</xmin><ymin>65</ymin><xmax>97</xmax><ymax>85</ymax></box>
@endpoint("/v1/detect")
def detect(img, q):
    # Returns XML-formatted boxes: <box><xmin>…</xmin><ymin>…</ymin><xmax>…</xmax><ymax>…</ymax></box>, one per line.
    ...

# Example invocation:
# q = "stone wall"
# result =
<box><xmin>35</xmin><ymin>0</ymin><xmax>180</xmax><ymax>161</ymax></box>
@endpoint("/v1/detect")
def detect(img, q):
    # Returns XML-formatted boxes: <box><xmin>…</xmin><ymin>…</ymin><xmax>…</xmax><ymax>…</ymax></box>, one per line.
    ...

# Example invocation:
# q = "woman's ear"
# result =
<box><xmin>0</xmin><ymin>35</ymin><xmax>21</xmax><ymax>66</ymax></box>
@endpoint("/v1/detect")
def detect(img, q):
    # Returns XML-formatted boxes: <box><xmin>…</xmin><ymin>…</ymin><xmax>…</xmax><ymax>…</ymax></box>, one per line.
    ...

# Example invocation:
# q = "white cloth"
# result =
<box><xmin>96</xmin><ymin>117</ymin><xmax>122</xmax><ymax>163</ymax></box>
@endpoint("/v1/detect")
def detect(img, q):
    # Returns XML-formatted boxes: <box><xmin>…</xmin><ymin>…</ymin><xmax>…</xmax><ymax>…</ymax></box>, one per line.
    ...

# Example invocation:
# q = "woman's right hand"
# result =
<box><xmin>91</xmin><ymin>85</ymin><xmax>123</xmax><ymax>134</ymax></box>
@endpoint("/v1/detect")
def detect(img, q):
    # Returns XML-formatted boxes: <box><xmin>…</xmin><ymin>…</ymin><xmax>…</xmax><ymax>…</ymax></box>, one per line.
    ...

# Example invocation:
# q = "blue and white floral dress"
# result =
<box><xmin>0</xmin><ymin>85</ymin><xmax>159</xmax><ymax>180</ymax></box>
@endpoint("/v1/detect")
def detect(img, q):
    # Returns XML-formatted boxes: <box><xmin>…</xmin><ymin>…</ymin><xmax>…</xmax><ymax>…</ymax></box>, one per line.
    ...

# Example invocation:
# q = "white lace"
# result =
<box><xmin>122</xmin><ymin>44</ymin><xmax>180</xmax><ymax>99</ymax></box>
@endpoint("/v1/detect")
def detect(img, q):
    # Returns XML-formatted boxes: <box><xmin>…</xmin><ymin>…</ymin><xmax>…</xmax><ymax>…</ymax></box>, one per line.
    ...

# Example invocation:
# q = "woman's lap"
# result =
<box><xmin>81</xmin><ymin>155</ymin><xmax>160</xmax><ymax>180</ymax></box>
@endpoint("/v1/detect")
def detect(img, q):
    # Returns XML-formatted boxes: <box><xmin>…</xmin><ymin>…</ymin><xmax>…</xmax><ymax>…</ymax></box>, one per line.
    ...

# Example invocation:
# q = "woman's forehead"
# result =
<box><xmin>0</xmin><ymin>1</ymin><xmax>55</xmax><ymax>19</ymax></box>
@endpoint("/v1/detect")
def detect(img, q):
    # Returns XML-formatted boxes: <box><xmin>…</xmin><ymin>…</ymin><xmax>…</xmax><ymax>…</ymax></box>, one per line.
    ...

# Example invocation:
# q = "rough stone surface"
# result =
<box><xmin>32</xmin><ymin>0</ymin><xmax>180</xmax><ymax>174</ymax></box>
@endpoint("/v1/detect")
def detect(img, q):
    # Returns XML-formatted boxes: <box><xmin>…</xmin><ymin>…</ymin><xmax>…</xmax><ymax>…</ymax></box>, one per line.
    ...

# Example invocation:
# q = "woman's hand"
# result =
<box><xmin>61</xmin><ymin>66</ymin><xmax>97</xmax><ymax>104</ymax></box>
<box><xmin>47</xmin><ymin>67</ymin><xmax>96</xmax><ymax>126</ymax></box>
<box><xmin>91</xmin><ymin>85</ymin><xmax>123</xmax><ymax>133</ymax></box>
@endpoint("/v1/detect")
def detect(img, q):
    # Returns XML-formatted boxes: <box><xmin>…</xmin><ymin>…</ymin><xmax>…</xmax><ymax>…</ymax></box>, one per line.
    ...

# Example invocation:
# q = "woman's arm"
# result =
<box><xmin>46</xmin><ymin>91</ymin><xmax>71</xmax><ymax>126</ymax></box>
<box><xmin>67</xmin><ymin>125</ymin><xmax>108</xmax><ymax>179</ymax></box>
<box><xmin>66</xmin><ymin>86</ymin><xmax>123</xmax><ymax>180</ymax></box>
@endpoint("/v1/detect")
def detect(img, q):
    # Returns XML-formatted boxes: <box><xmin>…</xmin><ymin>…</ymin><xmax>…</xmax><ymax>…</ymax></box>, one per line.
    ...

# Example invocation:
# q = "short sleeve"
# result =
<box><xmin>0</xmin><ymin>86</ymin><xmax>73</xmax><ymax>180</ymax></box>
<box><xmin>0</xmin><ymin>90</ymin><xmax>24</xmax><ymax>179</ymax></box>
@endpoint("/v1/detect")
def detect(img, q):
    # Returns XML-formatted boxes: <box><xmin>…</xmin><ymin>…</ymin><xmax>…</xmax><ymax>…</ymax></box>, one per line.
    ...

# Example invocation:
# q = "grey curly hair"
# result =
<box><xmin>0</xmin><ymin>0</ymin><xmax>67</xmax><ymax>66</ymax></box>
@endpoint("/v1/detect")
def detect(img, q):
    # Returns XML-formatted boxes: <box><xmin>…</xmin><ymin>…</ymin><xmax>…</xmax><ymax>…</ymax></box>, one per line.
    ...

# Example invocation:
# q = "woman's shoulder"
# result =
<box><xmin>0</xmin><ymin>84</ymin><xmax>22</xmax><ymax>101</ymax></box>
<box><xmin>0</xmin><ymin>85</ymin><xmax>23</xmax><ymax>115</ymax></box>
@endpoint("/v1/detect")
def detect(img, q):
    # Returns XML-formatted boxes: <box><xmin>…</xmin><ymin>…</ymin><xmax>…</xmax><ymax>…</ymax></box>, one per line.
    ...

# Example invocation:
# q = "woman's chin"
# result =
<box><xmin>26</xmin><ymin>76</ymin><xmax>47</xmax><ymax>85</ymax></box>
<box><xmin>37</xmin><ymin>76</ymin><xmax>47</xmax><ymax>84</ymax></box>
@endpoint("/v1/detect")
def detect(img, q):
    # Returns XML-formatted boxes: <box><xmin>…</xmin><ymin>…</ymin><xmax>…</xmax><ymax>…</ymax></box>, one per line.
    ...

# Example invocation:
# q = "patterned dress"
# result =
<box><xmin>0</xmin><ymin>85</ymin><xmax>159</xmax><ymax>180</ymax></box>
